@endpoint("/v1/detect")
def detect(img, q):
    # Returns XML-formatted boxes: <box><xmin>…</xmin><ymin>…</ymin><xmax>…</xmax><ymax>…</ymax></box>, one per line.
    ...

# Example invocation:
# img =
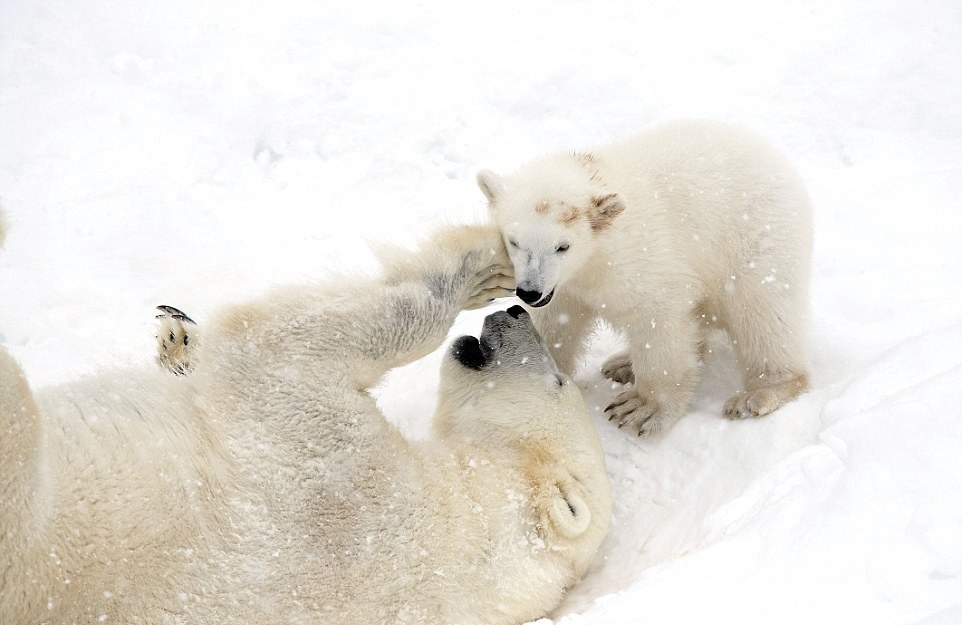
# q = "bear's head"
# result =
<box><xmin>477</xmin><ymin>154</ymin><xmax>625</xmax><ymax>307</ymax></box>
<box><xmin>436</xmin><ymin>305</ymin><xmax>573</xmax><ymax>435</ymax></box>
<box><xmin>434</xmin><ymin>305</ymin><xmax>610</xmax><ymax>547</ymax></box>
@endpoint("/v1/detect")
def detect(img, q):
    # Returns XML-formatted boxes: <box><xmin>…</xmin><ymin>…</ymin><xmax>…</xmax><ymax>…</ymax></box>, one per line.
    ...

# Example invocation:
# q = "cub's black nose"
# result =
<box><xmin>506</xmin><ymin>305</ymin><xmax>527</xmax><ymax>319</ymax></box>
<box><xmin>516</xmin><ymin>288</ymin><xmax>542</xmax><ymax>305</ymax></box>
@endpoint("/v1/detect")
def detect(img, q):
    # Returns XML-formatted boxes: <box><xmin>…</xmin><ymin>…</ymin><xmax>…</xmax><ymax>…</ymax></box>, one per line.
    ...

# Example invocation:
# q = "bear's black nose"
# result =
<box><xmin>451</xmin><ymin>335</ymin><xmax>486</xmax><ymax>370</ymax></box>
<box><xmin>516</xmin><ymin>288</ymin><xmax>542</xmax><ymax>305</ymax></box>
<box><xmin>506</xmin><ymin>305</ymin><xmax>527</xmax><ymax>319</ymax></box>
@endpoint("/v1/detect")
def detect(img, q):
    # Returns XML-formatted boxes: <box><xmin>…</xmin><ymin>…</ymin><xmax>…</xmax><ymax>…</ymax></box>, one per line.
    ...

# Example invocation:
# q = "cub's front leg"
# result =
<box><xmin>603</xmin><ymin>307</ymin><xmax>702</xmax><ymax>437</ymax></box>
<box><xmin>528</xmin><ymin>293</ymin><xmax>596</xmax><ymax>375</ymax></box>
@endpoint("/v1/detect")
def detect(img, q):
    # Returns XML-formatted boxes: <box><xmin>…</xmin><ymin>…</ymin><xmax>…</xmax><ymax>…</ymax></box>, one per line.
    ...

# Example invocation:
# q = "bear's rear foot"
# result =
<box><xmin>724</xmin><ymin>372</ymin><xmax>809</xmax><ymax>420</ymax></box>
<box><xmin>155</xmin><ymin>305</ymin><xmax>196</xmax><ymax>375</ymax></box>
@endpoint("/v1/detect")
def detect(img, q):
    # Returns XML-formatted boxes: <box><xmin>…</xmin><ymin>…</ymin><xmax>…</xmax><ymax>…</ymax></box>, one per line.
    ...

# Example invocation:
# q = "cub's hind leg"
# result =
<box><xmin>155</xmin><ymin>305</ymin><xmax>197</xmax><ymax>375</ymax></box>
<box><xmin>721</xmin><ymin>283</ymin><xmax>810</xmax><ymax>420</ymax></box>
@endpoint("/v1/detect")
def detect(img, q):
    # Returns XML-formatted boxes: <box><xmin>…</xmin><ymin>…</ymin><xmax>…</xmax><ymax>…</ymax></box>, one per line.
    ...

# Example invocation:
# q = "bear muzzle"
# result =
<box><xmin>450</xmin><ymin>306</ymin><xmax>556</xmax><ymax>372</ymax></box>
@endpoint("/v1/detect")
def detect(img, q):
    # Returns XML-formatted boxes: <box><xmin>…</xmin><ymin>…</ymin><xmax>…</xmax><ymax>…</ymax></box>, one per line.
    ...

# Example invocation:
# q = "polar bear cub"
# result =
<box><xmin>0</xmin><ymin>223</ymin><xmax>611</xmax><ymax>625</ymax></box>
<box><xmin>478</xmin><ymin>120</ymin><xmax>813</xmax><ymax>436</ymax></box>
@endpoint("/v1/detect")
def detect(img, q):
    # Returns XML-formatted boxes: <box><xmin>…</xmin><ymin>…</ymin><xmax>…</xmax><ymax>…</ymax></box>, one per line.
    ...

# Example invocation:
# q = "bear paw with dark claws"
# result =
<box><xmin>155</xmin><ymin>305</ymin><xmax>196</xmax><ymax>375</ymax></box>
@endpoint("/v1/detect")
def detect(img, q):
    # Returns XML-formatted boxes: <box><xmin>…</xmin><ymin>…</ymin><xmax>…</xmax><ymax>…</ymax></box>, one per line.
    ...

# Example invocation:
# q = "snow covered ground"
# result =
<box><xmin>1</xmin><ymin>0</ymin><xmax>960</xmax><ymax>623</ymax></box>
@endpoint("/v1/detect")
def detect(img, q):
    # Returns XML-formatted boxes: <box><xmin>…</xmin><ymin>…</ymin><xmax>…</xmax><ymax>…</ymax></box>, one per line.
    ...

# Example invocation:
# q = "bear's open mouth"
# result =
<box><xmin>527</xmin><ymin>288</ymin><xmax>555</xmax><ymax>308</ymax></box>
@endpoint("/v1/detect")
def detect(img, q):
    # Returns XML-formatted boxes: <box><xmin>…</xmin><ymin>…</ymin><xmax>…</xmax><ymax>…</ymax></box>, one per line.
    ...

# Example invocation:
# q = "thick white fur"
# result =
<box><xmin>480</xmin><ymin>120</ymin><xmax>813</xmax><ymax>436</ymax></box>
<box><xmin>0</xmin><ymin>223</ymin><xmax>611</xmax><ymax>624</ymax></box>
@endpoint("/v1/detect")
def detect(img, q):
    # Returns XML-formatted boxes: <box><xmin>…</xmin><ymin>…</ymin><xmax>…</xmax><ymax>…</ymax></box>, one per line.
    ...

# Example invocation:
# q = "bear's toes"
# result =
<box><xmin>605</xmin><ymin>389</ymin><xmax>672</xmax><ymax>438</ymax></box>
<box><xmin>724</xmin><ymin>373</ymin><xmax>808</xmax><ymax>420</ymax></box>
<box><xmin>724</xmin><ymin>389</ymin><xmax>772</xmax><ymax>420</ymax></box>
<box><xmin>601</xmin><ymin>352</ymin><xmax>635</xmax><ymax>385</ymax></box>
<box><xmin>155</xmin><ymin>305</ymin><xmax>197</xmax><ymax>375</ymax></box>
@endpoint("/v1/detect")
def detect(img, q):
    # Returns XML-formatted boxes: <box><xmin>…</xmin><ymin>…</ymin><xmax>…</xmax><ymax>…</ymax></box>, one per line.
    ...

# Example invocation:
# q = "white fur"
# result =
<box><xmin>0</xmin><ymin>225</ymin><xmax>611</xmax><ymax>624</ymax></box>
<box><xmin>481</xmin><ymin>120</ymin><xmax>813</xmax><ymax>436</ymax></box>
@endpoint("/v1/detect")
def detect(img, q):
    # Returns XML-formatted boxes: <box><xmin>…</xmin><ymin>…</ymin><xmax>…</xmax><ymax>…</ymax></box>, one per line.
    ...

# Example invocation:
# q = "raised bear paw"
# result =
<box><xmin>463</xmin><ymin>263</ymin><xmax>515</xmax><ymax>310</ymax></box>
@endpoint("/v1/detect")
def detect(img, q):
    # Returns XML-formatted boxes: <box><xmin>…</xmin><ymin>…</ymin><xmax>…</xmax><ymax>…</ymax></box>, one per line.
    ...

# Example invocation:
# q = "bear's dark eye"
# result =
<box><xmin>508</xmin><ymin>238</ymin><xmax>520</xmax><ymax>249</ymax></box>
<box><xmin>555</xmin><ymin>243</ymin><xmax>570</xmax><ymax>253</ymax></box>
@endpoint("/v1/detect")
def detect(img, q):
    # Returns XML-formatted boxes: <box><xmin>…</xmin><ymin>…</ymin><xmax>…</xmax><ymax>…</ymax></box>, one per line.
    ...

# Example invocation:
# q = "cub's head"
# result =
<box><xmin>477</xmin><ymin>153</ymin><xmax>625</xmax><ymax>307</ymax></box>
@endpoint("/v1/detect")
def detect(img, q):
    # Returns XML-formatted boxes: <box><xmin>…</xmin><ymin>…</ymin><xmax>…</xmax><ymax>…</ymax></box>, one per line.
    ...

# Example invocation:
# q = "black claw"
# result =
<box><xmin>606</xmin><ymin>399</ymin><xmax>628</xmax><ymax>411</ymax></box>
<box><xmin>156</xmin><ymin>305</ymin><xmax>196</xmax><ymax>324</ymax></box>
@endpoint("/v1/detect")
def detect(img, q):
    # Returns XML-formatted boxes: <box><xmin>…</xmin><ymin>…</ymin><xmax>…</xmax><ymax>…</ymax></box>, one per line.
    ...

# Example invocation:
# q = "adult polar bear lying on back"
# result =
<box><xmin>0</xmin><ymin>218</ymin><xmax>611</xmax><ymax>625</ymax></box>
<box><xmin>478</xmin><ymin>120</ymin><xmax>813</xmax><ymax>437</ymax></box>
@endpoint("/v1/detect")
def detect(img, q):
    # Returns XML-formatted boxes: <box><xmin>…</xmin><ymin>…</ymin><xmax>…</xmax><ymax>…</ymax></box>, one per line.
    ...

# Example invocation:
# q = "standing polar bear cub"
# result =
<box><xmin>0</xmin><ymin>220</ymin><xmax>611</xmax><ymax>625</ymax></box>
<box><xmin>479</xmin><ymin>120</ymin><xmax>813</xmax><ymax>436</ymax></box>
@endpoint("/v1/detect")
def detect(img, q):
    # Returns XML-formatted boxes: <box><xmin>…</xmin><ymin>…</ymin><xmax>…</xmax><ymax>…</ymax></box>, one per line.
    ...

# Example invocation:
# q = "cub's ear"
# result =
<box><xmin>476</xmin><ymin>169</ymin><xmax>506</xmax><ymax>204</ymax></box>
<box><xmin>588</xmin><ymin>192</ymin><xmax>626</xmax><ymax>232</ymax></box>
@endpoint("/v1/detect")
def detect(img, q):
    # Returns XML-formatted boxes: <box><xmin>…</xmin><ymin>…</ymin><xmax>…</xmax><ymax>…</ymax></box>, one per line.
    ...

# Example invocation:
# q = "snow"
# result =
<box><xmin>1</xmin><ymin>0</ymin><xmax>961</xmax><ymax>623</ymax></box>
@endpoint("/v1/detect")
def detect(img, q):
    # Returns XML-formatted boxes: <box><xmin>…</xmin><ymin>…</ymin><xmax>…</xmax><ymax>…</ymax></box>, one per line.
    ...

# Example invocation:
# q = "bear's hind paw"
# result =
<box><xmin>724</xmin><ymin>373</ymin><xmax>808</xmax><ymax>420</ymax></box>
<box><xmin>155</xmin><ymin>305</ymin><xmax>196</xmax><ymax>375</ymax></box>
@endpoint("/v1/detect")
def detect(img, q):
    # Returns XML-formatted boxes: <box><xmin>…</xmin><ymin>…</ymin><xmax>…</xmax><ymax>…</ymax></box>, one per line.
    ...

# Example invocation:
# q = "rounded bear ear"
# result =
<box><xmin>587</xmin><ymin>192</ymin><xmax>626</xmax><ymax>232</ymax></box>
<box><xmin>547</xmin><ymin>484</ymin><xmax>592</xmax><ymax>538</ymax></box>
<box><xmin>476</xmin><ymin>169</ymin><xmax>506</xmax><ymax>205</ymax></box>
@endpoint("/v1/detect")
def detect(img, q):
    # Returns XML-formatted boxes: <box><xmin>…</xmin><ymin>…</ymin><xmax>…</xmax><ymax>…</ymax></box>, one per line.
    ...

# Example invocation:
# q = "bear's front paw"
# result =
<box><xmin>601</xmin><ymin>351</ymin><xmax>634</xmax><ymax>385</ymax></box>
<box><xmin>605</xmin><ymin>389</ymin><xmax>674</xmax><ymax>438</ymax></box>
<box><xmin>155</xmin><ymin>305</ymin><xmax>196</xmax><ymax>375</ymax></box>
<box><xmin>463</xmin><ymin>264</ymin><xmax>515</xmax><ymax>310</ymax></box>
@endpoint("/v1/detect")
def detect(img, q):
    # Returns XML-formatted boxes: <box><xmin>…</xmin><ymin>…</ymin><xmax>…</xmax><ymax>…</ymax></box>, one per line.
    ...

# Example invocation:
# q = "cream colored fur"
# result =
<box><xmin>0</xmin><ymin>222</ymin><xmax>612</xmax><ymax>624</ymax></box>
<box><xmin>479</xmin><ymin>120</ymin><xmax>813</xmax><ymax>436</ymax></box>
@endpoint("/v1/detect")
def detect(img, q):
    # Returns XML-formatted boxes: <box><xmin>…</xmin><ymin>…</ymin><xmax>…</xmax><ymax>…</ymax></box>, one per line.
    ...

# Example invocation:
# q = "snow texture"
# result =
<box><xmin>1</xmin><ymin>1</ymin><xmax>960</xmax><ymax>623</ymax></box>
